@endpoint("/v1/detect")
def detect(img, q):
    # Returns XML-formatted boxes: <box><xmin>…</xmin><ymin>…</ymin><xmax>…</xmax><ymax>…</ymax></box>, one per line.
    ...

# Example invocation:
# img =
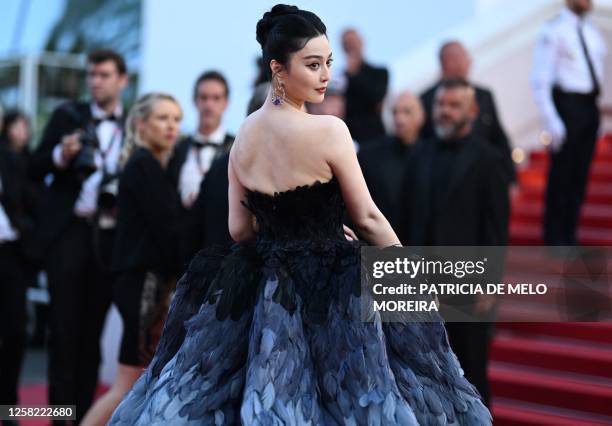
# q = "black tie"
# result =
<box><xmin>577</xmin><ymin>23</ymin><xmax>600</xmax><ymax>97</ymax></box>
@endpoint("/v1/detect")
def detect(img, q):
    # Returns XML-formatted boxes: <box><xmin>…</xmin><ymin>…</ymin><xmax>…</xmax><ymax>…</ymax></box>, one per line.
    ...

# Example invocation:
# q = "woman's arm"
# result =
<box><xmin>228</xmin><ymin>152</ymin><xmax>256</xmax><ymax>243</ymax></box>
<box><xmin>324</xmin><ymin>117</ymin><xmax>400</xmax><ymax>247</ymax></box>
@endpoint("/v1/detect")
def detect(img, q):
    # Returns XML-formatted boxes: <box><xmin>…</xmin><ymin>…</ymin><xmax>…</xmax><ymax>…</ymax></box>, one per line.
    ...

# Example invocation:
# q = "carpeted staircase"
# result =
<box><xmin>491</xmin><ymin>135</ymin><xmax>612</xmax><ymax>425</ymax></box>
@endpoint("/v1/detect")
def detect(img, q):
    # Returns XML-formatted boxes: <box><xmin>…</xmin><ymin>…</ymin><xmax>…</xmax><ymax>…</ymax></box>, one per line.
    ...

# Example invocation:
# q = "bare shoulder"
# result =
<box><xmin>230</xmin><ymin>114</ymin><xmax>259</xmax><ymax>157</ymax></box>
<box><xmin>309</xmin><ymin>113</ymin><xmax>349</xmax><ymax>134</ymax></box>
<box><xmin>306</xmin><ymin>114</ymin><xmax>352</xmax><ymax>151</ymax></box>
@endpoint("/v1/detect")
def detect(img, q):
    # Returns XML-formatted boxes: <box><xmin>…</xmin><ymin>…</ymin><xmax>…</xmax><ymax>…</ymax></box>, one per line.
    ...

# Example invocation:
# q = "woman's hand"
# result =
<box><xmin>343</xmin><ymin>224</ymin><xmax>358</xmax><ymax>241</ymax></box>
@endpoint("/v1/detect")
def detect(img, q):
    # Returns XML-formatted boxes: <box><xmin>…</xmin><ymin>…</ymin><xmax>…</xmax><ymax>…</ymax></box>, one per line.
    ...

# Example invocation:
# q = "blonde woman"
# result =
<box><xmin>82</xmin><ymin>93</ymin><xmax>182</xmax><ymax>425</ymax></box>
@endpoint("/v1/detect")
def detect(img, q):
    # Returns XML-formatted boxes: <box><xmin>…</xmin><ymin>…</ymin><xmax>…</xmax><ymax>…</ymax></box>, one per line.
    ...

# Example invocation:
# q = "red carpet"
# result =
<box><xmin>491</xmin><ymin>135</ymin><xmax>612</xmax><ymax>425</ymax></box>
<box><xmin>15</xmin><ymin>137</ymin><xmax>612</xmax><ymax>425</ymax></box>
<box><xmin>16</xmin><ymin>384</ymin><xmax>109</xmax><ymax>426</ymax></box>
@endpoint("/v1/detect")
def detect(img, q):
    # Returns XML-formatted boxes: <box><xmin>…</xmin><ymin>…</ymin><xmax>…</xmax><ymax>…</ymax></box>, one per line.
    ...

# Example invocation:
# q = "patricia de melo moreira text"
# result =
<box><xmin>369</xmin><ymin>258</ymin><xmax>548</xmax><ymax>312</ymax></box>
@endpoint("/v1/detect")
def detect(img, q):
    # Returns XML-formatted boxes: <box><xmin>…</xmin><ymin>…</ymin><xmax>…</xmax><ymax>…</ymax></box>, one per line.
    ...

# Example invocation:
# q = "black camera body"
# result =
<box><xmin>71</xmin><ymin>123</ymin><xmax>100</xmax><ymax>181</ymax></box>
<box><xmin>97</xmin><ymin>171</ymin><xmax>119</xmax><ymax>229</ymax></box>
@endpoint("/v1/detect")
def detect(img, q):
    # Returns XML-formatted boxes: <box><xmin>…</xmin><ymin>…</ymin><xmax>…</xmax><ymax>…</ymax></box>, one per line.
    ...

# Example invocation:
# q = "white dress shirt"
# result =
<box><xmin>52</xmin><ymin>103</ymin><xmax>123</xmax><ymax>217</ymax></box>
<box><xmin>0</xmin><ymin>175</ymin><xmax>19</xmax><ymax>242</ymax></box>
<box><xmin>530</xmin><ymin>7</ymin><xmax>607</xmax><ymax>145</ymax></box>
<box><xmin>178</xmin><ymin>126</ymin><xmax>226</xmax><ymax>208</ymax></box>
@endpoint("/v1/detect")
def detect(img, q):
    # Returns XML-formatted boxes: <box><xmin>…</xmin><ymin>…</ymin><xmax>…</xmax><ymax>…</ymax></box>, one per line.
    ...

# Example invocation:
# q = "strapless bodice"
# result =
<box><xmin>244</xmin><ymin>176</ymin><xmax>345</xmax><ymax>244</ymax></box>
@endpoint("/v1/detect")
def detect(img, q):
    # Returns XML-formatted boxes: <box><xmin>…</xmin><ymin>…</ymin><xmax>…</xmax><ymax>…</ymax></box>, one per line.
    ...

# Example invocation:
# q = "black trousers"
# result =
<box><xmin>544</xmin><ymin>90</ymin><xmax>600</xmax><ymax>245</ymax></box>
<box><xmin>445</xmin><ymin>322</ymin><xmax>494</xmax><ymax>407</ymax></box>
<box><xmin>0</xmin><ymin>241</ymin><xmax>26</xmax><ymax>405</ymax></box>
<box><xmin>46</xmin><ymin>219</ymin><xmax>113</xmax><ymax>423</ymax></box>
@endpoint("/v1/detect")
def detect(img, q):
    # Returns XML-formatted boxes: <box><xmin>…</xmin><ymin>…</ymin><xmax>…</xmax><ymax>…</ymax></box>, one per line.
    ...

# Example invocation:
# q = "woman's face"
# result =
<box><xmin>281</xmin><ymin>35</ymin><xmax>333</xmax><ymax>104</ymax></box>
<box><xmin>8</xmin><ymin>117</ymin><xmax>30</xmax><ymax>151</ymax></box>
<box><xmin>139</xmin><ymin>99</ymin><xmax>182</xmax><ymax>154</ymax></box>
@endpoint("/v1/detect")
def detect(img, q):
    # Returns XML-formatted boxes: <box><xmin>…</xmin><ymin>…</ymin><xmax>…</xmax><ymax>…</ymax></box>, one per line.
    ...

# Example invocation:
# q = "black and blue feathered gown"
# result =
<box><xmin>110</xmin><ymin>176</ymin><xmax>492</xmax><ymax>425</ymax></box>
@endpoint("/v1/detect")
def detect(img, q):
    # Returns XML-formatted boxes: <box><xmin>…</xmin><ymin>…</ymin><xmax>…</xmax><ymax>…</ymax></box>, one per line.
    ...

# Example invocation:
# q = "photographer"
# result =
<box><xmin>29</xmin><ymin>48</ymin><xmax>128</xmax><ymax>423</ymax></box>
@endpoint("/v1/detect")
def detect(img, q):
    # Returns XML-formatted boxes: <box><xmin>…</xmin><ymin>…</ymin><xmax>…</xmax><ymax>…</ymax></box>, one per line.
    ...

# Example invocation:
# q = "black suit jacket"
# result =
<box><xmin>345</xmin><ymin>62</ymin><xmax>389</xmax><ymax>143</ymax></box>
<box><xmin>167</xmin><ymin>133</ymin><xmax>234</xmax><ymax>188</ymax></box>
<box><xmin>179</xmin><ymin>153</ymin><xmax>231</xmax><ymax>267</ymax></box>
<box><xmin>399</xmin><ymin>134</ymin><xmax>509</xmax><ymax>246</ymax></box>
<box><xmin>112</xmin><ymin>148</ymin><xmax>181</xmax><ymax>274</ymax></box>
<box><xmin>0</xmin><ymin>145</ymin><xmax>30</xmax><ymax>245</ymax></box>
<box><xmin>358</xmin><ymin>136</ymin><xmax>416</xmax><ymax>232</ymax></box>
<box><xmin>29</xmin><ymin>101</ymin><xmax>125</xmax><ymax>257</ymax></box>
<box><xmin>420</xmin><ymin>82</ymin><xmax>516</xmax><ymax>183</ymax></box>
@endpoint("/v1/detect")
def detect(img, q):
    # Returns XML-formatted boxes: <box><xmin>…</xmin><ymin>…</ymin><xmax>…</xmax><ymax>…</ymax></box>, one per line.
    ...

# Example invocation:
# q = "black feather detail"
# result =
<box><xmin>110</xmin><ymin>177</ymin><xmax>491</xmax><ymax>425</ymax></box>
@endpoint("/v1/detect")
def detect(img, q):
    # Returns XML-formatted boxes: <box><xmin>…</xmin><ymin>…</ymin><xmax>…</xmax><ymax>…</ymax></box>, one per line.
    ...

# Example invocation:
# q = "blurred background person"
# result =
<box><xmin>28</xmin><ymin>48</ymin><xmax>128</xmax><ymax>423</ymax></box>
<box><xmin>168</xmin><ymin>71</ymin><xmax>234</xmax><ymax>212</ymax></box>
<box><xmin>0</xmin><ymin>110</ymin><xmax>36</xmax><ymax>241</ymax></box>
<box><xmin>0</xmin><ymin>110</ymin><xmax>31</xmax><ymax>158</ymax></box>
<box><xmin>0</xmin><ymin>110</ymin><xmax>49</xmax><ymax>347</ymax></box>
<box><xmin>358</xmin><ymin>90</ymin><xmax>424</xmax><ymax>233</ymax></box>
<box><xmin>341</xmin><ymin>28</ymin><xmax>389</xmax><ymax>144</ymax></box>
<box><xmin>82</xmin><ymin>93</ymin><xmax>182</xmax><ymax>425</ymax></box>
<box><xmin>420</xmin><ymin>40</ymin><xmax>516</xmax><ymax>184</ymax></box>
<box><xmin>531</xmin><ymin>0</ymin><xmax>607</xmax><ymax>246</ymax></box>
<box><xmin>179</xmin><ymin>80</ymin><xmax>271</xmax><ymax>264</ymax></box>
<box><xmin>400</xmin><ymin>79</ymin><xmax>509</xmax><ymax>406</ymax></box>
<box><xmin>0</xmin><ymin>116</ymin><xmax>31</xmax><ymax>411</ymax></box>
<box><xmin>168</xmin><ymin>71</ymin><xmax>234</xmax><ymax>265</ymax></box>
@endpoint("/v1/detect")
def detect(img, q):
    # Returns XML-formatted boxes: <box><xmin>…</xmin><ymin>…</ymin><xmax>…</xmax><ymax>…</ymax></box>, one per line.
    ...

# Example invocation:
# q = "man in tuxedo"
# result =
<box><xmin>359</xmin><ymin>91</ymin><xmax>424</xmax><ymax>232</ymax></box>
<box><xmin>341</xmin><ymin>29</ymin><xmax>389</xmax><ymax>143</ymax></box>
<box><xmin>400</xmin><ymin>79</ymin><xmax>509</xmax><ymax>406</ymax></box>
<box><xmin>180</xmin><ymin>80</ymin><xmax>277</xmax><ymax>263</ymax></box>
<box><xmin>0</xmin><ymin>143</ymin><xmax>30</xmax><ymax>409</ymax></box>
<box><xmin>180</xmin><ymin>153</ymin><xmax>231</xmax><ymax>263</ymax></box>
<box><xmin>168</xmin><ymin>70</ymin><xmax>234</xmax><ymax>210</ymax></box>
<box><xmin>29</xmin><ymin>48</ymin><xmax>128</xmax><ymax>422</ymax></box>
<box><xmin>420</xmin><ymin>40</ymin><xmax>515</xmax><ymax>184</ymax></box>
<box><xmin>170</xmin><ymin>71</ymin><xmax>234</xmax><ymax>265</ymax></box>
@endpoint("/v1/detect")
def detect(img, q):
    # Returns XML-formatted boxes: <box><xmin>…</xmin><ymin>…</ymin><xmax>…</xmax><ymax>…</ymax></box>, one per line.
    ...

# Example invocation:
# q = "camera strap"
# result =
<box><xmin>99</xmin><ymin>126</ymin><xmax>122</xmax><ymax>172</ymax></box>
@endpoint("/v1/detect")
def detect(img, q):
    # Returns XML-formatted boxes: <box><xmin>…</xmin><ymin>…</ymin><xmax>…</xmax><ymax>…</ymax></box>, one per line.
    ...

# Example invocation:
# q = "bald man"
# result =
<box><xmin>342</xmin><ymin>28</ymin><xmax>389</xmax><ymax>143</ymax></box>
<box><xmin>358</xmin><ymin>91</ymin><xmax>423</xmax><ymax>232</ymax></box>
<box><xmin>420</xmin><ymin>41</ymin><xmax>515</xmax><ymax>183</ymax></box>
<box><xmin>400</xmin><ymin>79</ymin><xmax>509</xmax><ymax>406</ymax></box>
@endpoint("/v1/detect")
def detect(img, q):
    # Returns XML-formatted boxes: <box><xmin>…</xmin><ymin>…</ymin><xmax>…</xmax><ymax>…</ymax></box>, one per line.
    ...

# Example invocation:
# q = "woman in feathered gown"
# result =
<box><xmin>109</xmin><ymin>4</ymin><xmax>492</xmax><ymax>425</ymax></box>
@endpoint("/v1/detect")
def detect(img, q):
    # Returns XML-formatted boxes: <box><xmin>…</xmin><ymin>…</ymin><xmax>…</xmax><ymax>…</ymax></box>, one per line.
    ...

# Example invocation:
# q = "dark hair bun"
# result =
<box><xmin>255</xmin><ymin>4</ymin><xmax>326</xmax><ymax>74</ymax></box>
<box><xmin>256</xmin><ymin>4</ymin><xmax>299</xmax><ymax>48</ymax></box>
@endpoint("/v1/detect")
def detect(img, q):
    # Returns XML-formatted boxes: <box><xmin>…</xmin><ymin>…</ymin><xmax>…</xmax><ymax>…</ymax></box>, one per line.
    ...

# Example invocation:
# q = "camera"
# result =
<box><xmin>97</xmin><ymin>172</ymin><xmax>119</xmax><ymax>230</ymax></box>
<box><xmin>72</xmin><ymin>123</ymin><xmax>100</xmax><ymax>181</ymax></box>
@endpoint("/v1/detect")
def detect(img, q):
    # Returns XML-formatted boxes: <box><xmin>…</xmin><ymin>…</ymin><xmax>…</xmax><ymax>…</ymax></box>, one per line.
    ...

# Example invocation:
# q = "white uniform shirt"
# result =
<box><xmin>52</xmin><ymin>103</ymin><xmax>123</xmax><ymax>217</ymax></box>
<box><xmin>0</xmin><ymin>174</ymin><xmax>19</xmax><ymax>242</ymax></box>
<box><xmin>178</xmin><ymin>126</ymin><xmax>226</xmax><ymax>208</ymax></box>
<box><xmin>530</xmin><ymin>7</ymin><xmax>607</xmax><ymax>139</ymax></box>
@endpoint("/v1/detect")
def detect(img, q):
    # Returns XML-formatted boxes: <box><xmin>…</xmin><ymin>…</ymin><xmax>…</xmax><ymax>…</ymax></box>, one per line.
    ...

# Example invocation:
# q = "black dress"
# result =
<box><xmin>110</xmin><ymin>176</ymin><xmax>491</xmax><ymax>425</ymax></box>
<box><xmin>112</xmin><ymin>147</ymin><xmax>180</xmax><ymax>366</ymax></box>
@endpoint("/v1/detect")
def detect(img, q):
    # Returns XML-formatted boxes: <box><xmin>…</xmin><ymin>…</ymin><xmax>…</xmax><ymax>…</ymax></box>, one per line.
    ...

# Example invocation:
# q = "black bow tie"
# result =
<box><xmin>93</xmin><ymin>114</ymin><xmax>119</xmax><ymax>126</ymax></box>
<box><xmin>193</xmin><ymin>140</ymin><xmax>219</xmax><ymax>149</ymax></box>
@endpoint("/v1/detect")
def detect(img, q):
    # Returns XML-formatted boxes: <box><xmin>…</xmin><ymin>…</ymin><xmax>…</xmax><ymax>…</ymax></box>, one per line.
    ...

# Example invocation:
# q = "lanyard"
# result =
<box><xmin>193</xmin><ymin>144</ymin><xmax>217</xmax><ymax>176</ymax></box>
<box><xmin>97</xmin><ymin>125</ymin><xmax>122</xmax><ymax>175</ymax></box>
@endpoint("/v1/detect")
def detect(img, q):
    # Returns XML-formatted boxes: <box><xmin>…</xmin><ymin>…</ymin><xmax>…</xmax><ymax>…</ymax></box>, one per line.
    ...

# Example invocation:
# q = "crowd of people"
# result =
<box><xmin>0</xmin><ymin>0</ymin><xmax>605</xmax><ymax>424</ymax></box>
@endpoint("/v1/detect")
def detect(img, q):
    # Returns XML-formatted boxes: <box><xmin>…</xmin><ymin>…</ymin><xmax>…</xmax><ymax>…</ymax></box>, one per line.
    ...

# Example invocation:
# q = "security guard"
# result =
<box><xmin>531</xmin><ymin>0</ymin><xmax>607</xmax><ymax>245</ymax></box>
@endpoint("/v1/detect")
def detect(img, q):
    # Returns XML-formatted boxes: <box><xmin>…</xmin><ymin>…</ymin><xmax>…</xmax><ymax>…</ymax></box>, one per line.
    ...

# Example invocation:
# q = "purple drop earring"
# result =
<box><xmin>272</xmin><ymin>76</ymin><xmax>285</xmax><ymax>105</ymax></box>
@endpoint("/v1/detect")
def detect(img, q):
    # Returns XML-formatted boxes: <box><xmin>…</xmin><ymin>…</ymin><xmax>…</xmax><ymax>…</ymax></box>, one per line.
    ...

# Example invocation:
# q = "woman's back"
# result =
<box><xmin>231</xmin><ymin>99</ymin><xmax>335</xmax><ymax>195</ymax></box>
<box><xmin>109</xmin><ymin>5</ymin><xmax>492</xmax><ymax>425</ymax></box>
